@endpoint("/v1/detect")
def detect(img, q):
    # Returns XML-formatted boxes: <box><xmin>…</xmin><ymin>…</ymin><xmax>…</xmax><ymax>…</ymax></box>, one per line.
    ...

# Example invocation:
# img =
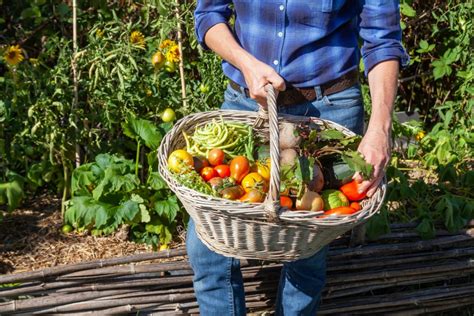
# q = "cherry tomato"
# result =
<box><xmin>280</xmin><ymin>196</ymin><xmax>293</xmax><ymax>209</ymax></box>
<box><xmin>340</xmin><ymin>180</ymin><xmax>367</xmax><ymax>201</ymax></box>
<box><xmin>161</xmin><ymin>108</ymin><xmax>176</xmax><ymax>122</ymax></box>
<box><xmin>200</xmin><ymin>167</ymin><xmax>218</xmax><ymax>182</ymax></box>
<box><xmin>239</xmin><ymin>189</ymin><xmax>266</xmax><ymax>203</ymax></box>
<box><xmin>151</xmin><ymin>51</ymin><xmax>165</xmax><ymax>69</ymax></box>
<box><xmin>251</xmin><ymin>160</ymin><xmax>271</xmax><ymax>181</ymax></box>
<box><xmin>164</xmin><ymin>60</ymin><xmax>176</xmax><ymax>73</ymax></box>
<box><xmin>214</xmin><ymin>164</ymin><xmax>231</xmax><ymax>178</ymax></box>
<box><xmin>168</xmin><ymin>149</ymin><xmax>194</xmax><ymax>173</ymax></box>
<box><xmin>350</xmin><ymin>202</ymin><xmax>362</xmax><ymax>211</ymax></box>
<box><xmin>208</xmin><ymin>177</ymin><xmax>224</xmax><ymax>191</ymax></box>
<box><xmin>241</xmin><ymin>172</ymin><xmax>267</xmax><ymax>193</ymax></box>
<box><xmin>208</xmin><ymin>148</ymin><xmax>225</xmax><ymax>166</ymax></box>
<box><xmin>230</xmin><ymin>156</ymin><xmax>250</xmax><ymax>183</ymax></box>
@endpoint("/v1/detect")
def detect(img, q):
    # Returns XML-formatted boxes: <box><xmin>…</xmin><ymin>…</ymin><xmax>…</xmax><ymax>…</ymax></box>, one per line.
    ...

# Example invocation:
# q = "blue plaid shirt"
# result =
<box><xmin>195</xmin><ymin>0</ymin><xmax>409</xmax><ymax>88</ymax></box>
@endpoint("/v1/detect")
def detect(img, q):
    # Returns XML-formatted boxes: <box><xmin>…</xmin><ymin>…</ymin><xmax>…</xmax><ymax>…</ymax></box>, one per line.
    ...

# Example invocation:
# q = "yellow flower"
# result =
<box><xmin>96</xmin><ymin>29</ymin><xmax>104</xmax><ymax>38</ymax></box>
<box><xmin>4</xmin><ymin>45</ymin><xmax>24</xmax><ymax>66</ymax></box>
<box><xmin>130</xmin><ymin>31</ymin><xmax>145</xmax><ymax>48</ymax></box>
<box><xmin>166</xmin><ymin>45</ymin><xmax>180</xmax><ymax>63</ymax></box>
<box><xmin>415</xmin><ymin>131</ymin><xmax>426</xmax><ymax>141</ymax></box>
<box><xmin>159</xmin><ymin>39</ymin><xmax>176</xmax><ymax>50</ymax></box>
<box><xmin>146</xmin><ymin>89</ymin><xmax>152</xmax><ymax>97</ymax></box>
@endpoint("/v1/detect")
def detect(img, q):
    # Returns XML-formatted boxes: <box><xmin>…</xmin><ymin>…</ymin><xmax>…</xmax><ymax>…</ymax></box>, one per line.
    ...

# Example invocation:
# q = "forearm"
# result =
<box><xmin>366</xmin><ymin>60</ymin><xmax>400</xmax><ymax>135</ymax></box>
<box><xmin>204</xmin><ymin>23</ymin><xmax>256</xmax><ymax>74</ymax></box>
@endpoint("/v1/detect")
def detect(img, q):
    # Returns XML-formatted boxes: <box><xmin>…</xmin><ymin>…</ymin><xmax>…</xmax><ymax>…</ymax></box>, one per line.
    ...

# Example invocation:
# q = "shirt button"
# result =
<box><xmin>273</xmin><ymin>60</ymin><xmax>279</xmax><ymax>65</ymax></box>
<box><xmin>278</xmin><ymin>32</ymin><xmax>283</xmax><ymax>37</ymax></box>
<box><xmin>279</xmin><ymin>5</ymin><xmax>284</xmax><ymax>11</ymax></box>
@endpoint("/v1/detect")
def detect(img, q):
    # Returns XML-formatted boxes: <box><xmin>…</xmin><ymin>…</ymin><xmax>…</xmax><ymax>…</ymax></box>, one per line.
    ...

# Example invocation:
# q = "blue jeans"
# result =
<box><xmin>187</xmin><ymin>83</ymin><xmax>364</xmax><ymax>315</ymax></box>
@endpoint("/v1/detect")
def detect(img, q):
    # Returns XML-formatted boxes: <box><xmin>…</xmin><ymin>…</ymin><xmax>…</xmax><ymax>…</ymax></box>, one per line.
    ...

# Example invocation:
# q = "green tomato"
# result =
<box><xmin>161</xmin><ymin>108</ymin><xmax>176</xmax><ymax>122</ymax></box>
<box><xmin>164</xmin><ymin>60</ymin><xmax>176</xmax><ymax>73</ymax></box>
<box><xmin>199</xmin><ymin>84</ymin><xmax>210</xmax><ymax>94</ymax></box>
<box><xmin>61</xmin><ymin>224</ymin><xmax>73</xmax><ymax>234</ymax></box>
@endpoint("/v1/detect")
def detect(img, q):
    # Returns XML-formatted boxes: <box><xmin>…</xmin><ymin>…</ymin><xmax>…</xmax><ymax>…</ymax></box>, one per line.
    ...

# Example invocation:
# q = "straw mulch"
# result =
<box><xmin>0</xmin><ymin>195</ymin><xmax>184</xmax><ymax>275</ymax></box>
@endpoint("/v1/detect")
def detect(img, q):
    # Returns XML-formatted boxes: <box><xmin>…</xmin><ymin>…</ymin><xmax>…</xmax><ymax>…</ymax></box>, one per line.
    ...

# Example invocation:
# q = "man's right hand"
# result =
<box><xmin>203</xmin><ymin>23</ymin><xmax>285</xmax><ymax>107</ymax></box>
<box><xmin>240</xmin><ymin>58</ymin><xmax>286</xmax><ymax>107</ymax></box>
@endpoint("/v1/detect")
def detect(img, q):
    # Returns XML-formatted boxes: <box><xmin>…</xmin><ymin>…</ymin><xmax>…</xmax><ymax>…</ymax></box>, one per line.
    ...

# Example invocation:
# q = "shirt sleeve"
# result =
<box><xmin>194</xmin><ymin>0</ymin><xmax>234</xmax><ymax>50</ymax></box>
<box><xmin>358</xmin><ymin>0</ymin><xmax>410</xmax><ymax>75</ymax></box>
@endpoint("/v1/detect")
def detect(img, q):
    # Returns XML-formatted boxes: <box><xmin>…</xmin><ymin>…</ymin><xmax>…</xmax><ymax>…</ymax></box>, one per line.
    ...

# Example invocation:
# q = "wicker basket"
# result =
<box><xmin>158</xmin><ymin>85</ymin><xmax>386</xmax><ymax>261</ymax></box>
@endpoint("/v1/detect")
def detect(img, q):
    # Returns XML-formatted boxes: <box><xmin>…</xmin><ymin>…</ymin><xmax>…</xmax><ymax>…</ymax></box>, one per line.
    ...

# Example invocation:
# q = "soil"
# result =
<box><xmin>0</xmin><ymin>195</ymin><xmax>185</xmax><ymax>275</ymax></box>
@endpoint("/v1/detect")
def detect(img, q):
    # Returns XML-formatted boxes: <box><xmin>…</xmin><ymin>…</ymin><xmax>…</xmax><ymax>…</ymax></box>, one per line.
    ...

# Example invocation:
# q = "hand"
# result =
<box><xmin>240</xmin><ymin>58</ymin><xmax>286</xmax><ymax>106</ymax></box>
<box><xmin>354</xmin><ymin>128</ymin><xmax>391</xmax><ymax>197</ymax></box>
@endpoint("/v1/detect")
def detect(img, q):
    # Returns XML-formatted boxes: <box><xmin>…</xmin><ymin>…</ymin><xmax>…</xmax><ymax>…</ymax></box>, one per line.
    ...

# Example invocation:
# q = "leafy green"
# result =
<box><xmin>341</xmin><ymin>150</ymin><xmax>373</xmax><ymax>179</ymax></box>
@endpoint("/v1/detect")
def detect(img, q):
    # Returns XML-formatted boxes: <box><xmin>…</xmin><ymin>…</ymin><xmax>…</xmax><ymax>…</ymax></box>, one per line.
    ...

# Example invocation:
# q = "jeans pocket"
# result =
<box><xmin>224</xmin><ymin>85</ymin><xmax>242</xmax><ymax>103</ymax></box>
<box><xmin>324</xmin><ymin>84</ymin><xmax>363</xmax><ymax>108</ymax></box>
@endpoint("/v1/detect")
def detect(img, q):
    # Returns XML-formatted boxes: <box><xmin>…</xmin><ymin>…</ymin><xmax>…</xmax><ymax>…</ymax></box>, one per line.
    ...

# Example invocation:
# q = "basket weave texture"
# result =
<box><xmin>158</xmin><ymin>86</ymin><xmax>386</xmax><ymax>261</ymax></box>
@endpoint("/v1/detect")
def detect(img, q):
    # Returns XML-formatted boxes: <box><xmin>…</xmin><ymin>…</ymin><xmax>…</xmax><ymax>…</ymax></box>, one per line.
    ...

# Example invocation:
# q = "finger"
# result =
<box><xmin>267</xmin><ymin>73</ymin><xmax>286</xmax><ymax>91</ymax></box>
<box><xmin>352</xmin><ymin>172</ymin><xmax>363</xmax><ymax>183</ymax></box>
<box><xmin>366</xmin><ymin>176</ymin><xmax>383</xmax><ymax>197</ymax></box>
<box><xmin>357</xmin><ymin>179</ymin><xmax>373</xmax><ymax>195</ymax></box>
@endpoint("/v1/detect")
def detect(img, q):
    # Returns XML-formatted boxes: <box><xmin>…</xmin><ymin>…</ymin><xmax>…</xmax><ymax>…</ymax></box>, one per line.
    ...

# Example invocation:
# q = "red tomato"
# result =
<box><xmin>280</xmin><ymin>196</ymin><xmax>293</xmax><ymax>209</ymax></box>
<box><xmin>229</xmin><ymin>156</ymin><xmax>250</xmax><ymax>183</ymax></box>
<box><xmin>324</xmin><ymin>206</ymin><xmax>358</xmax><ymax>216</ymax></box>
<box><xmin>340</xmin><ymin>180</ymin><xmax>367</xmax><ymax>201</ymax></box>
<box><xmin>200</xmin><ymin>167</ymin><xmax>218</xmax><ymax>182</ymax></box>
<box><xmin>208</xmin><ymin>148</ymin><xmax>225</xmax><ymax>166</ymax></box>
<box><xmin>214</xmin><ymin>164</ymin><xmax>231</xmax><ymax>178</ymax></box>
<box><xmin>350</xmin><ymin>202</ymin><xmax>362</xmax><ymax>211</ymax></box>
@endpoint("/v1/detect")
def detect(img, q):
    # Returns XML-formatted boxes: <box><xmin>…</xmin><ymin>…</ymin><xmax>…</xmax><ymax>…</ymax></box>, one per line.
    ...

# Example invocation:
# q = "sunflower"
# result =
<box><xmin>159</xmin><ymin>39</ymin><xmax>176</xmax><ymax>50</ymax></box>
<box><xmin>4</xmin><ymin>45</ymin><xmax>24</xmax><ymax>66</ymax></box>
<box><xmin>130</xmin><ymin>31</ymin><xmax>145</xmax><ymax>48</ymax></box>
<box><xmin>166</xmin><ymin>45</ymin><xmax>180</xmax><ymax>63</ymax></box>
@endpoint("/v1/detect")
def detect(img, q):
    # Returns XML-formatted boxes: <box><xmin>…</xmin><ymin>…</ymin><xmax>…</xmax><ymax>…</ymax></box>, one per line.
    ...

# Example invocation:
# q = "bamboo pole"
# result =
<box><xmin>174</xmin><ymin>0</ymin><xmax>187</xmax><ymax>110</ymax></box>
<box><xmin>71</xmin><ymin>0</ymin><xmax>80</xmax><ymax>169</ymax></box>
<box><xmin>0</xmin><ymin>249</ymin><xmax>187</xmax><ymax>284</ymax></box>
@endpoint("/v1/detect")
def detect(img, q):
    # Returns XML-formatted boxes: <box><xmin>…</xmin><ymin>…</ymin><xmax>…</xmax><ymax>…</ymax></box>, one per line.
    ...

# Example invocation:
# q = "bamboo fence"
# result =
<box><xmin>1</xmin><ymin>223</ymin><xmax>473</xmax><ymax>315</ymax></box>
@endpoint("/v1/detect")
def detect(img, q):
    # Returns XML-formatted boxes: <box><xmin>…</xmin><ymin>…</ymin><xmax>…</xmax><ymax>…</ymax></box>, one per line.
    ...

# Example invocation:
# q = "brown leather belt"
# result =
<box><xmin>229</xmin><ymin>69</ymin><xmax>359</xmax><ymax>106</ymax></box>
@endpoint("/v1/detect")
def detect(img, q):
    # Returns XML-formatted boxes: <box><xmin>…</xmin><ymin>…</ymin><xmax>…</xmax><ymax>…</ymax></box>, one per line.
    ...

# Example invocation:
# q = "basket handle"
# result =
<box><xmin>261</xmin><ymin>84</ymin><xmax>281</xmax><ymax>221</ymax></box>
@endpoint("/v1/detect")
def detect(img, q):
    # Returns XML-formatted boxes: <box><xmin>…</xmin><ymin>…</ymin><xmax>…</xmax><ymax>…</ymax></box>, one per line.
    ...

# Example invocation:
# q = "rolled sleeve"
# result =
<box><xmin>358</xmin><ymin>0</ymin><xmax>410</xmax><ymax>75</ymax></box>
<box><xmin>195</xmin><ymin>1</ymin><xmax>233</xmax><ymax>50</ymax></box>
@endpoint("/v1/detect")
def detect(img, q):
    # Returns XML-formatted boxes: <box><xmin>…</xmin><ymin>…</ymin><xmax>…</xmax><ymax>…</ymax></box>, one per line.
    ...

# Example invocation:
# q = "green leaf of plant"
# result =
<box><xmin>366</xmin><ymin>207</ymin><xmax>391</xmax><ymax>240</ymax></box>
<box><xmin>147</xmin><ymin>172</ymin><xmax>167</xmax><ymax>190</ymax></box>
<box><xmin>154</xmin><ymin>195</ymin><xmax>179</xmax><ymax>222</ymax></box>
<box><xmin>0</xmin><ymin>180</ymin><xmax>24</xmax><ymax>211</ymax></box>
<box><xmin>116</xmin><ymin>199</ymin><xmax>140</xmax><ymax>222</ymax></box>
<box><xmin>122</xmin><ymin>116</ymin><xmax>163</xmax><ymax>150</ymax></box>
<box><xmin>318</xmin><ymin>129</ymin><xmax>346</xmax><ymax>141</ymax></box>
<box><xmin>416</xmin><ymin>217</ymin><xmax>436</xmax><ymax>239</ymax></box>
<box><xmin>341</xmin><ymin>150</ymin><xmax>373</xmax><ymax>179</ymax></box>
<box><xmin>140</xmin><ymin>204</ymin><xmax>151</xmax><ymax>223</ymax></box>
<box><xmin>400</xmin><ymin>3</ymin><xmax>416</xmax><ymax>17</ymax></box>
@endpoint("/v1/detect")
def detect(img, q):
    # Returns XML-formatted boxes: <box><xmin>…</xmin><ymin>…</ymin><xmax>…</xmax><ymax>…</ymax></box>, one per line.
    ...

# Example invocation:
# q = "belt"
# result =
<box><xmin>229</xmin><ymin>69</ymin><xmax>359</xmax><ymax>106</ymax></box>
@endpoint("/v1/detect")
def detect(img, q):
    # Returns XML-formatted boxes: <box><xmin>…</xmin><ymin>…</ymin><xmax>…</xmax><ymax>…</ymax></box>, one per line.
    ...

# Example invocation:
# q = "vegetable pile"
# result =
<box><xmin>167</xmin><ymin>119</ymin><xmax>374</xmax><ymax>217</ymax></box>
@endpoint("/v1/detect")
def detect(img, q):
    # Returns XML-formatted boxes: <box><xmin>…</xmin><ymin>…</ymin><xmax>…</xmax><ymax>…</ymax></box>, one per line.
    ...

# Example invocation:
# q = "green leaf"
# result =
<box><xmin>140</xmin><ymin>204</ymin><xmax>151</xmax><ymax>223</ymax></box>
<box><xmin>0</xmin><ymin>180</ymin><xmax>24</xmax><ymax>211</ymax></box>
<box><xmin>116</xmin><ymin>199</ymin><xmax>140</xmax><ymax>222</ymax></box>
<box><xmin>366</xmin><ymin>207</ymin><xmax>391</xmax><ymax>240</ymax></box>
<box><xmin>122</xmin><ymin>116</ymin><xmax>163</xmax><ymax>150</ymax></box>
<box><xmin>318</xmin><ymin>129</ymin><xmax>346</xmax><ymax>141</ymax></box>
<box><xmin>416</xmin><ymin>218</ymin><xmax>436</xmax><ymax>239</ymax></box>
<box><xmin>400</xmin><ymin>3</ymin><xmax>416</xmax><ymax>17</ymax></box>
<box><xmin>341</xmin><ymin>150</ymin><xmax>373</xmax><ymax>179</ymax></box>
<box><xmin>65</xmin><ymin>196</ymin><xmax>115</xmax><ymax>229</ymax></box>
<box><xmin>154</xmin><ymin>195</ymin><xmax>179</xmax><ymax>222</ymax></box>
<box><xmin>147</xmin><ymin>172</ymin><xmax>167</xmax><ymax>190</ymax></box>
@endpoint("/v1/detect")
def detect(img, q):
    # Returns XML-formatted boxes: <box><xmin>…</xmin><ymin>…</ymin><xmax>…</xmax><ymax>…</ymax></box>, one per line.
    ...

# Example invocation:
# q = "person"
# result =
<box><xmin>187</xmin><ymin>1</ymin><xmax>409</xmax><ymax>315</ymax></box>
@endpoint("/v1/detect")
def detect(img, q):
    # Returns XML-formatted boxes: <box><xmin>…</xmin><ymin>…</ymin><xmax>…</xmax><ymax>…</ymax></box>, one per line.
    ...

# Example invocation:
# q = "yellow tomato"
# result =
<box><xmin>167</xmin><ymin>149</ymin><xmax>194</xmax><ymax>173</ymax></box>
<box><xmin>241</xmin><ymin>172</ymin><xmax>268</xmax><ymax>193</ymax></box>
<box><xmin>251</xmin><ymin>161</ymin><xmax>271</xmax><ymax>181</ymax></box>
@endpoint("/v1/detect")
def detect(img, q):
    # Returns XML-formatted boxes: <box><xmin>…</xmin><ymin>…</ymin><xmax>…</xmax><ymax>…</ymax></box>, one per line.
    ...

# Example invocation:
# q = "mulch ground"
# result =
<box><xmin>0</xmin><ymin>195</ymin><xmax>185</xmax><ymax>275</ymax></box>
